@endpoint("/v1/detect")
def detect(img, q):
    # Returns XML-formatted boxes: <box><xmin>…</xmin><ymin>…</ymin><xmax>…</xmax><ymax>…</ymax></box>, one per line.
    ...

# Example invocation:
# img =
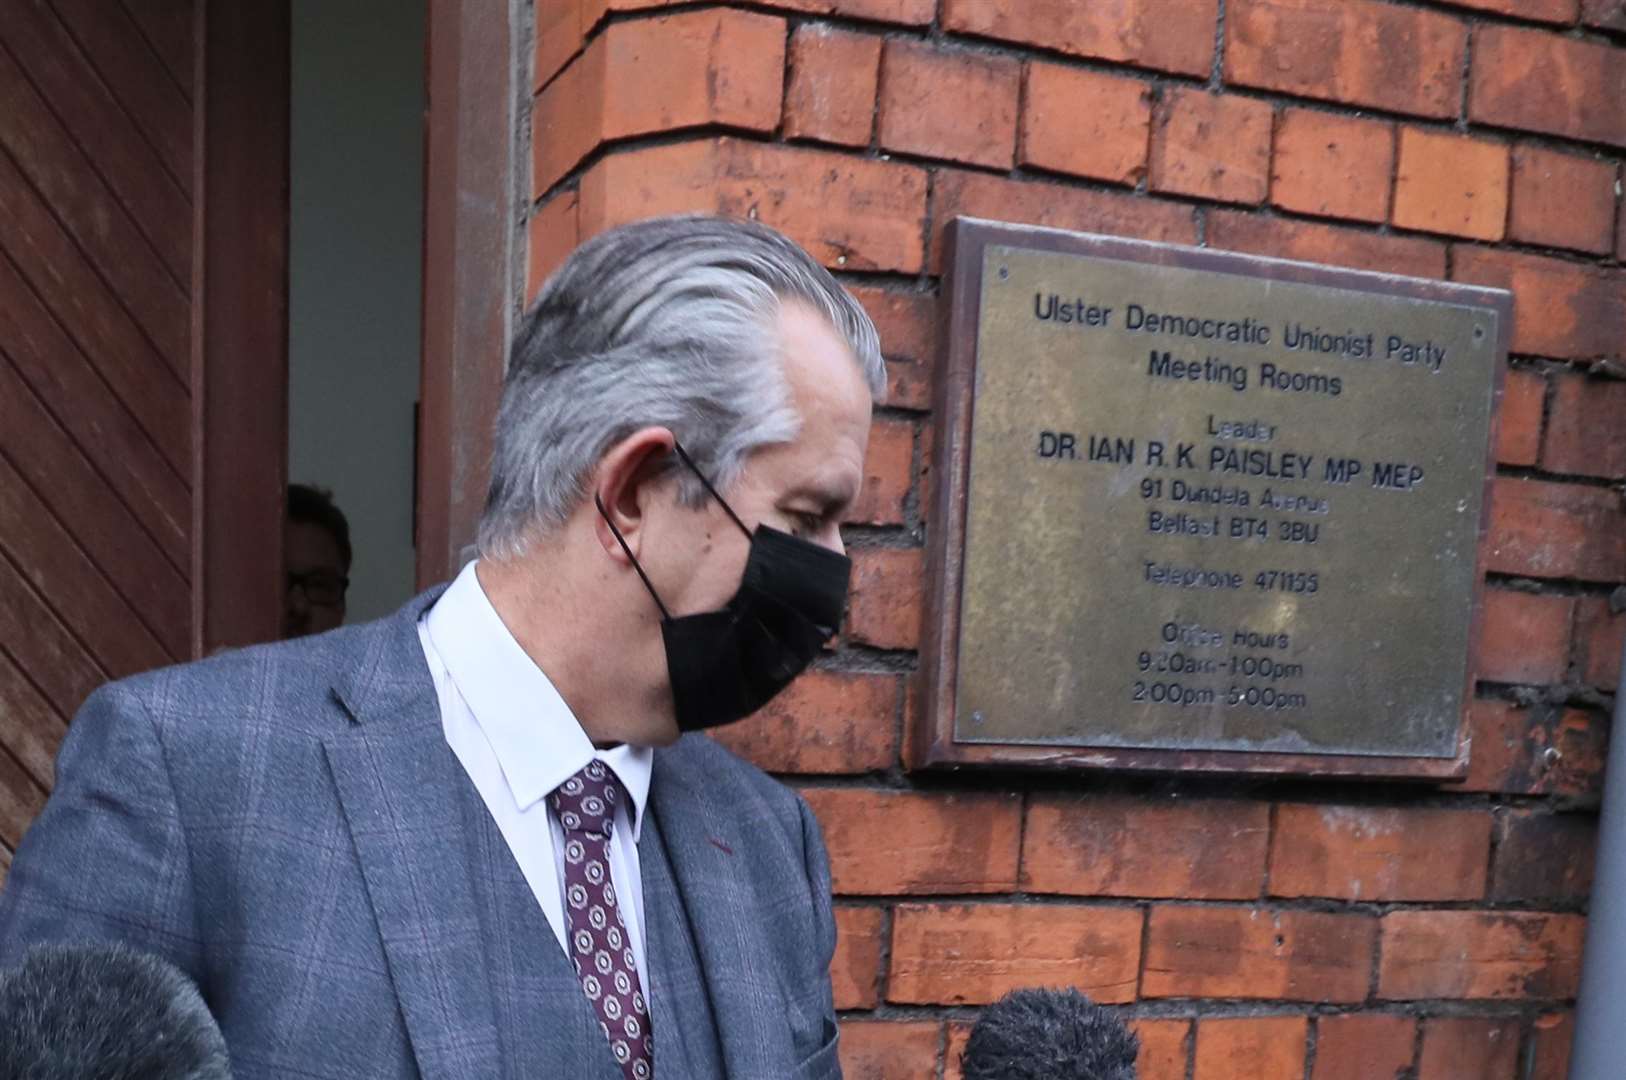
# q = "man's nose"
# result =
<box><xmin>818</xmin><ymin>521</ymin><xmax>845</xmax><ymax>557</ymax></box>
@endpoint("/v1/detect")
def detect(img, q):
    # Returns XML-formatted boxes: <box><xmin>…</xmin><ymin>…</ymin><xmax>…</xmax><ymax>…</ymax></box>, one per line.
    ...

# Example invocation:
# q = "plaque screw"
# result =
<box><xmin>997</xmin><ymin>266</ymin><xmax>1009</xmax><ymax>280</ymax></box>
<box><xmin>972</xmin><ymin>710</ymin><xmax>986</xmax><ymax>726</ymax></box>
<box><xmin>1473</xmin><ymin>325</ymin><xmax>1485</xmax><ymax>341</ymax></box>
<box><xmin>1542</xmin><ymin>746</ymin><xmax>1563</xmax><ymax>769</ymax></box>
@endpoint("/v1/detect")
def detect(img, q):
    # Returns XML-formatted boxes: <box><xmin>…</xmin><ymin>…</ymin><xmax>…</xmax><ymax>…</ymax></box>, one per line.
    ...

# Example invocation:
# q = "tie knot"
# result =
<box><xmin>549</xmin><ymin>761</ymin><xmax>622</xmax><ymax>837</ymax></box>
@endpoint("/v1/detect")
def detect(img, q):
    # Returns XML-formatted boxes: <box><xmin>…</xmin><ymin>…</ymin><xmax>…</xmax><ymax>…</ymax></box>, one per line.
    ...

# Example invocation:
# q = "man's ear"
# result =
<box><xmin>592</xmin><ymin>427</ymin><xmax>677</xmax><ymax>564</ymax></box>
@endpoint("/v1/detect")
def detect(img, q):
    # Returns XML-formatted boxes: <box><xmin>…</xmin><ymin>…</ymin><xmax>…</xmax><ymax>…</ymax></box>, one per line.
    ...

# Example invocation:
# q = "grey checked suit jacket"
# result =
<box><xmin>0</xmin><ymin>587</ymin><xmax>843</xmax><ymax>1080</ymax></box>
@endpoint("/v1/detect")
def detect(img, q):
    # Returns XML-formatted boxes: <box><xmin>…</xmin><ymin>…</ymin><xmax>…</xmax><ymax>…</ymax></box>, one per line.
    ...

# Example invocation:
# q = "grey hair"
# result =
<box><xmin>478</xmin><ymin>214</ymin><xmax>884</xmax><ymax>558</ymax></box>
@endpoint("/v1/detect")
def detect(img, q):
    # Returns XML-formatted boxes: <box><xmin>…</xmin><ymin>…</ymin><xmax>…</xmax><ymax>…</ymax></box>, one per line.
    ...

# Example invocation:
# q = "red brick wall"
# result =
<box><xmin>526</xmin><ymin>3</ymin><xmax>1626</xmax><ymax>1077</ymax></box>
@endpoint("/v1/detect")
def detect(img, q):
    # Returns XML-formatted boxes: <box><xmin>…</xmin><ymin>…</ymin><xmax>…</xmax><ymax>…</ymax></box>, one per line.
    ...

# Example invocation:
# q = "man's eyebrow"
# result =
<box><xmin>788</xmin><ymin>477</ymin><xmax>858</xmax><ymax>511</ymax></box>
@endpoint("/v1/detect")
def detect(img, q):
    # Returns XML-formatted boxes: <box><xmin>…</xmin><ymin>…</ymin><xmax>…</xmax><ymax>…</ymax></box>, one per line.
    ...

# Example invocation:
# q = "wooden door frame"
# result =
<box><xmin>191</xmin><ymin>0</ymin><xmax>290</xmax><ymax>655</ymax></box>
<box><xmin>415</xmin><ymin>0</ymin><xmax>515</xmax><ymax>589</ymax></box>
<box><xmin>192</xmin><ymin>0</ymin><xmax>514</xmax><ymax>651</ymax></box>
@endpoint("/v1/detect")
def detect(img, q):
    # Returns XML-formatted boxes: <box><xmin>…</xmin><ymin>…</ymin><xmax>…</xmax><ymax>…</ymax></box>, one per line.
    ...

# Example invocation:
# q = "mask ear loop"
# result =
<box><xmin>670</xmin><ymin>440</ymin><xmax>752</xmax><ymax>540</ymax></box>
<box><xmin>594</xmin><ymin>493</ymin><xmax>673</xmax><ymax>621</ymax></box>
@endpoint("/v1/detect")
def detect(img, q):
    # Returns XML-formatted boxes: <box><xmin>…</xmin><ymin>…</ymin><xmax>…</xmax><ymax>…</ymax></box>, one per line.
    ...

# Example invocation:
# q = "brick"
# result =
<box><xmin>902</xmin><ymin>672</ymin><xmax>923</xmax><ymax>751</ymax></box>
<box><xmin>582</xmin><ymin>0</ymin><xmax>934</xmax><ymax>27</ymax></box>
<box><xmin>1378</xmin><ymin>911</ymin><xmax>1585</xmax><ymax>1000</ymax></box>
<box><xmin>857</xmin><ymin>434</ymin><xmax>916</xmax><ymax>532</ymax></box>
<box><xmin>846</xmin><ymin>546</ymin><xmax>923</xmax><ymax>649</ymax></box>
<box><xmin>1392</xmin><ymin>128</ymin><xmax>1509</xmax><ymax>242</ymax></box>
<box><xmin>1453</xmin><ymin>247</ymin><xmax>1626</xmax><ymax>363</ymax></box>
<box><xmin>832</xmin><ymin>906</ymin><xmax>885</xmax><ymax>1009</ymax></box>
<box><xmin>598</xmin><ymin>10</ymin><xmax>784</xmax><ymax>137</ymax></box>
<box><xmin>1020</xmin><ymin>63</ymin><xmax>1152</xmax><ymax>186</ymax></box>
<box><xmin>846</xmin><ymin>416</ymin><xmax>913</xmax><ymax>526</ymax></box>
<box><xmin>1496</xmin><ymin>367</ymin><xmax>1545</xmax><ymax>467</ymax></box>
<box><xmin>801</xmin><ymin>788</ymin><xmax>1021</xmax><ymax>894</ymax></box>
<box><xmin>1310</xmin><ymin>1014</ymin><xmax>1416</xmax><ymax>1080</ymax></box>
<box><xmin>1452</xmin><ymin>701</ymin><xmax>1607</xmax><ymax>798</ymax></box>
<box><xmin>1270</xmin><ymin>804</ymin><xmax>1491</xmax><ymax>902</ymax></box>
<box><xmin>1443</xmin><ymin>0</ymin><xmax>1578</xmax><ymax>20</ymax></box>
<box><xmin>889</xmin><ymin>903</ymin><xmax>1143</xmax><ymax>1005</ymax></box>
<box><xmin>929</xmin><ymin>170</ymin><xmax>1197</xmax><ymax>274</ymax></box>
<box><xmin>784</xmin><ymin>25</ymin><xmax>881</xmax><ymax>148</ymax></box>
<box><xmin>1207</xmin><ymin>211</ymin><xmax>1446</xmax><ymax>279</ymax></box>
<box><xmin>849</xmin><ymin>287</ymin><xmax>935</xmax><ymax>367</ymax></box>
<box><xmin>1416</xmin><ymin>1018</ymin><xmax>1519</xmax><ymax>1080</ymax></box>
<box><xmin>709</xmin><ymin>669</ymin><xmax>898</xmax><ymax>774</ymax></box>
<box><xmin>1542</xmin><ymin>374</ymin><xmax>1626</xmax><ymax>480</ymax></box>
<box><xmin>532</xmin><ymin>9</ymin><xmax>787</xmax><ymax>193</ymax></box>
<box><xmin>1474</xmin><ymin>588</ymin><xmax>1573</xmax><ymax>685</ymax></box>
<box><xmin>846</xmin><ymin>287</ymin><xmax>937</xmax><ymax>411</ymax></box>
<box><xmin>1510</xmin><ymin>146</ymin><xmax>1617</xmax><ymax>255</ymax></box>
<box><xmin>1487</xmin><ymin>476</ymin><xmax>1626</xmax><ymax>582</ymax></box>
<box><xmin>1150</xmin><ymin>88</ymin><xmax>1273</xmax><ymax>205</ymax></box>
<box><xmin>1491</xmin><ymin>809</ymin><xmax>1597</xmax><ymax>904</ymax></box>
<box><xmin>942</xmin><ymin>0</ymin><xmax>1216</xmax><ymax>77</ymax></box>
<box><xmin>1472</xmin><ymin>25</ymin><xmax>1626</xmax><ymax>148</ymax></box>
<box><xmin>526</xmin><ymin>190</ymin><xmax>580</xmax><ymax>304</ymax></box>
<box><xmin>1576</xmin><ymin>596</ymin><xmax>1624</xmax><ymax>690</ymax></box>
<box><xmin>1130</xmin><ymin>1019</ymin><xmax>1191</xmax><ymax>1080</ymax></box>
<box><xmin>579</xmin><ymin>0</ymin><xmax>676</xmax><ymax>28</ymax></box>
<box><xmin>915</xmin><ymin>422</ymin><xmax>937</xmax><ymax>525</ymax></box>
<box><xmin>753</xmin><ymin>0</ymin><xmax>935</xmax><ymax>23</ymax></box>
<box><xmin>877</xmin><ymin>40</ymin><xmax>1018</xmax><ymax>169</ymax></box>
<box><xmin>885</xmin><ymin>359</ymin><xmax>929</xmax><ymax>413</ymax></box>
<box><xmin>1143</xmin><ymin>906</ymin><xmax>1375</xmax><ymax>1002</ymax></box>
<box><xmin>578</xmin><ymin>138</ymin><xmax>928</xmax><ymax>273</ymax></box>
<box><xmin>1529</xmin><ymin>1012</ymin><xmax>1574</xmax><ymax>1080</ymax></box>
<box><xmin>583</xmin><ymin>0</ymin><xmax>932</xmax><ymax>28</ymax></box>
<box><xmin>535</xmin><ymin>0</ymin><xmax>583</xmax><ymax>89</ymax></box>
<box><xmin>1226</xmin><ymin>0</ymin><xmax>1466</xmax><ymax>118</ymax></box>
<box><xmin>1022</xmin><ymin>795</ymin><xmax>1269</xmax><ymax>900</ymax></box>
<box><xmin>1193</xmin><ymin>1017</ymin><xmax>1307</xmax><ymax>1080</ymax></box>
<box><xmin>532</xmin><ymin>39</ymin><xmax>603</xmax><ymax>196</ymax></box>
<box><xmin>943</xmin><ymin>1022</ymin><xmax>971</xmax><ymax>1080</ymax></box>
<box><xmin>1271</xmin><ymin>109</ymin><xmax>1394</xmax><ymax>225</ymax></box>
<box><xmin>1585</xmin><ymin>0</ymin><xmax>1626</xmax><ymax>29</ymax></box>
<box><xmin>837</xmin><ymin>1020</ymin><xmax>938</xmax><ymax>1080</ymax></box>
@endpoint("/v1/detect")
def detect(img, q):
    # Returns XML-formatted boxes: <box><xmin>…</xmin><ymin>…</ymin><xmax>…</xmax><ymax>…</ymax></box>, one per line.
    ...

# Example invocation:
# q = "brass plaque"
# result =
<box><xmin>925</xmin><ymin>221</ymin><xmax>1509</xmax><ymax>774</ymax></box>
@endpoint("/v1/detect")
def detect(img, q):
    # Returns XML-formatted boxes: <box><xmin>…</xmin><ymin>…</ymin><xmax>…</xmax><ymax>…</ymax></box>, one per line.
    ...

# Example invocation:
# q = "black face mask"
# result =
<box><xmin>596</xmin><ymin>443</ymin><xmax>850</xmax><ymax>732</ymax></box>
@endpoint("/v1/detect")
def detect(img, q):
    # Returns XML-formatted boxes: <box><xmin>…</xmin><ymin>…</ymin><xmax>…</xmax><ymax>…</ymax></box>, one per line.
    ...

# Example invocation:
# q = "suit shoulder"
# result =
<box><xmin>99</xmin><ymin>619</ymin><xmax>392</xmax><ymax>741</ymax></box>
<box><xmin>668</xmin><ymin>733</ymin><xmax>806</xmax><ymax>819</ymax></box>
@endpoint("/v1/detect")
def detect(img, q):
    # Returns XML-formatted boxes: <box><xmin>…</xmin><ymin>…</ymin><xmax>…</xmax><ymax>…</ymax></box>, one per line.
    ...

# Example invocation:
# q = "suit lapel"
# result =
<box><xmin>648</xmin><ymin>741</ymin><xmax>795</xmax><ymax>1079</ymax></box>
<box><xmin>322</xmin><ymin>589</ymin><xmax>500</xmax><ymax>1080</ymax></box>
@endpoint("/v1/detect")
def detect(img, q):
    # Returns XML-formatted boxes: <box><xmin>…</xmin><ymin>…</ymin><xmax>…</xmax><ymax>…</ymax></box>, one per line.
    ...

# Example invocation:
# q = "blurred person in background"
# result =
<box><xmin>283</xmin><ymin>483</ymin><xmax>351</xmax><ymax>639</ymax></box>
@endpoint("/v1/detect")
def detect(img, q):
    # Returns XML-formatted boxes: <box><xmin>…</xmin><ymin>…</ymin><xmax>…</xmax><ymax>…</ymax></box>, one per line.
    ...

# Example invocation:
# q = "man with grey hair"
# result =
<box><xmin>0</xmin><ymin>215</ymin><xmax>883</xmax><ymax>1080</ymax></box>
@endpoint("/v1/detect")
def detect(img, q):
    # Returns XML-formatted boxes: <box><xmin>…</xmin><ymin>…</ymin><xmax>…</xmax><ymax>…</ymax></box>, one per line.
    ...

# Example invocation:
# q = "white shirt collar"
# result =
<box><xmin>422</xmin><ymin>562</ymin><xmax>652</xmax><ymax>839</ymax></box>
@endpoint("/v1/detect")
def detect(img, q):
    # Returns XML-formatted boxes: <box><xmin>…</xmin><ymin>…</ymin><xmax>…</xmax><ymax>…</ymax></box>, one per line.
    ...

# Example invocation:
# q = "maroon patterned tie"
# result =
<box><xmin>550</xmin><ymin>761</ymin><xmax>654</xmax><ymax>1080</ymax></box>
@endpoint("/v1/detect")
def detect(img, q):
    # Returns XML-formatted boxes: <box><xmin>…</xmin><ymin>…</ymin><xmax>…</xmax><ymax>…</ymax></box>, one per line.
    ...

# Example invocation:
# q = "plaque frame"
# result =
<box><xmin>909</xmin><ymin>218</ymin><xmax>1512</xmax><ymax>779</ymax></box>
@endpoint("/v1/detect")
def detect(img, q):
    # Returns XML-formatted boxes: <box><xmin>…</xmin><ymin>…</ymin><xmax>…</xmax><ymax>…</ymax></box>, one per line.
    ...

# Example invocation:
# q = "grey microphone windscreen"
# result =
<box><xmin>0</xmin><ymin>942</ymin><xmax>231</xmax><ymax>1080</ymax></box>
<box><xmin>961</xmin><ymin>987</ymin><xmax>1139</xmax><ymax>1080</ymax></box>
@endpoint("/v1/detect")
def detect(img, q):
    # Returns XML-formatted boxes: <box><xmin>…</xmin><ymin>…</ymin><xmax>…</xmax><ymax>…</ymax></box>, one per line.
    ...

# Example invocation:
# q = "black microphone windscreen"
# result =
<box><xmin>0</xmin><ymin>942</ymin><xmax>231</xmax><ymax>1080</ymax></box>
<box><xmin>961</xmin><ymin>987</ymin><xmax>1139</xmax><ymax>1080</ymax></box>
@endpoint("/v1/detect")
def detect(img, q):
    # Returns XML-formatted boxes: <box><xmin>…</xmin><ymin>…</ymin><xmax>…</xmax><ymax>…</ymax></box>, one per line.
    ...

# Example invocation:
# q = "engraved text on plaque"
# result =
<box><xmin>916</xmin><ymin>221</ymin><xmax>1511</xmax><ymax>778</ymax></box>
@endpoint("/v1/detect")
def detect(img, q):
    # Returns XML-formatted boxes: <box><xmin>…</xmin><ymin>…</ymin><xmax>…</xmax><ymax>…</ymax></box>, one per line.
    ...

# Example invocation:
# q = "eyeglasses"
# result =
<box><xmin>287</xmin><ymin>571</ymin><xmax>348</xmax><ymax>607</ymax></box>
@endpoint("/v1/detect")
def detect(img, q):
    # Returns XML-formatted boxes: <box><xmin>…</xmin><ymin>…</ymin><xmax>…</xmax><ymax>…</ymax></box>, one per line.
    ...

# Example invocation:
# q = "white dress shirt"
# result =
<box><xmin>418</xmin><ymin>561</ymin><xmax>654</xmax><ymax>992</ymax></box>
